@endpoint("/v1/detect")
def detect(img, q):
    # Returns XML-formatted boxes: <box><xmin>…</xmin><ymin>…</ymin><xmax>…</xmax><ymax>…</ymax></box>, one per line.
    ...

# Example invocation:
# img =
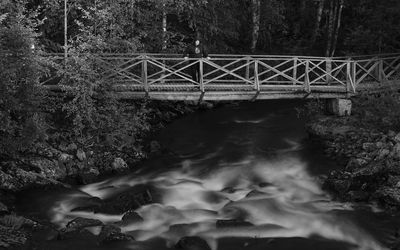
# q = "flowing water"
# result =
<box><xmin>17</xmin><ymin>100</ymin><xmax>399</xmax><ymax>250</ymax></box>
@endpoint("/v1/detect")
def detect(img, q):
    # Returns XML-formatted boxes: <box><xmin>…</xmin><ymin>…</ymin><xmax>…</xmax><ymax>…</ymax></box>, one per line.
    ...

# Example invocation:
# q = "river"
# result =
<box><xmin>16</xmin><ymin>100</ymin><xmax>397</xmax><ymax>250</ymax></box>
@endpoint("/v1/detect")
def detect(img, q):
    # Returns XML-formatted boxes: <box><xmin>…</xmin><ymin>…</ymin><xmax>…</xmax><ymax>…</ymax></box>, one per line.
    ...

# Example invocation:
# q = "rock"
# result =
<box><xmin>121</xmin><ymin>211</ymin><xmax>143</xmax><ymax>225</ymax></box>
<box><xmin>76</xmin><ymin>149</ymin><xmax>86</xmax><ymax>162</ymax></box>
<box><xmin>348</xmin><ymin>191</ymin><xmax>370</xmax><ymax>202</ymax></box>
<box><xmin>352</xmin><ymin>164</ymin><xmax>385</xmax><ymax>179</ymax></box>
<box><xmin>98</xmin><ymin>224</ymin><xmax>134</xmax><ymax>244</ymax></box>
<box><xmin>77</xmin><ymin>167</ymin><xmax>100</xmax><ymax>184</ymax></box>
<box><xmin>67</xmin><ymin>143</ymin><xmax>78</xmax><ymax>152</ymax></box>
<box><xmin>96</xmin><ymin>185</ymin><xmax>154</xmax><ymax>214</ymax></box>
<box><xmin>374</xmin><ymin>187</ymin><xmax>400</xmax><ymax>207</ymax></box>
<box><xmin>0</xmin><ymin>225</ymin><xmax>29</xmax><ymax>248</ymax></box>
<box><xmin>392</xmin><ymin>143</ymin><xmax>400</xmax><ymax>159</ymax></box>
<box><xmin>389</xmin><ymin>130</ymin><xmax>397</xmax><ymax>138</ymax></box>
<box><xmin>324</xmin><ymin>179</ymin><xmax>351</xmax><ymax>195</ymax></box>
<box><xmin>59</xmin><ymin>153</ymin><xmax>74</xmax><ymax>163</ymax></box>
<box><xmin>150</xmin><ymin>141</ymin><xmax>161</xmax><ymax>154</ymax></box>
<box><xmin>395</xmin><ymin>133</ymin><xmax>400</xmax><ymax>142</ymax></box>
<box><xmin>29</xmin><ymin>158</ymin><xmax>67</xmax><ymax>180</ymax></box>
<box><xmin>175</xmin><ymin>236</ymin><xmax>211</xmax><ymax>250</ymax></box>
<box><xmin>216</xmin><ymin>220</ymin><xmax>253</xmax><ymax>228</ymax></box>
<box><xmin>362</xmin><ymin>142</ymin><xmax>375</xmax><ymax>152</ymax></box>
<box><xmin>58</xmin><ymin>228</ymin><xmax>95</xmax><ymax>241</ymax></box>
<box><xmin>345</xmin><ymin>158</ymin><xmax>368</xmax><ymax>171</ymax></box>
<box><xmin>66</xmin><ymin>217</ymin><xmax>103</xmax><ymax>230</ymax></box>
<box><xmin>0</xmin><ymin>202</ymin><xmax>8</xmax><ymax>215</ymax></box>
<box><xmin>111</xmin><ymin>158</ymin><xmax>129</xmax><ymax>172</ymax></box>
<box><xmin>377</xmin><ymin>149</ymin><xmax>390</xmax><ymax>160</ymax></box>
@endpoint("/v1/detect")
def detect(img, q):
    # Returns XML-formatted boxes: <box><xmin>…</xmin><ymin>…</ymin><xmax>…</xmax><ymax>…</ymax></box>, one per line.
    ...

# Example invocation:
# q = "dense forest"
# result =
<box><xmin>1</xmin><ymin>0</ymin><xmax>400</xmax><ymax>183</ymax></box>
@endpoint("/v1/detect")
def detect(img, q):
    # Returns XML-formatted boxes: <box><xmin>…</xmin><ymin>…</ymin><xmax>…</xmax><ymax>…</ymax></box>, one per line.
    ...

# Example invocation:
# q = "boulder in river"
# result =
<box><xmin>111</xmin><ymin>158</ymin><xmax>129</xmax><ymax>172</ymax></box>
<box><xmin>99</xmin><ymin>224</ymin><xmax>134</xmax><ymax>244</ymax></box>
<box><xmin>120</xmin><ymin>211</ymin><xmax>143</xmax><ymax>225</ymax></box>
<box><xmin>66</xmin><ymin>217</ymin><xmax>103</xmax><ymax>230</ymax></box>
<box><xmin>175</xmin><ymin>236</ymin><xmax>211</xmax><ymax>250</ymax></box>
<box><xmin>0</xmin><ymin>224</ymin><xmax>29</xmax><ymax>249</ymax></box>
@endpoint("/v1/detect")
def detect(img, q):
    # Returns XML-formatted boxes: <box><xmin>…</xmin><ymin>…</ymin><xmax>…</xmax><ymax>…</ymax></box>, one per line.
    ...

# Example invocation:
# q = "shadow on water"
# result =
<box><xmin>16</xmin><ymin>100</ymin><xmax>397</xmax><ymax>250</ymax></box>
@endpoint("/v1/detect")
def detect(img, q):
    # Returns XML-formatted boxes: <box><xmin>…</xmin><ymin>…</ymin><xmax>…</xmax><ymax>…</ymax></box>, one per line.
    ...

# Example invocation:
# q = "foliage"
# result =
<box><xmin>296</xmin><ymin>99</ymin><xmax>326</xmax><ymax>120</ymax></box>
<box><xmin>0</xmin><ymin>214</ymin><xmax>28</xmax><ymax>230</ymax></box>
<box><xmin>352</xmin><ymin>94</ymin><xmax>400</xmax><ymax>132</ymax></box>
<box><xmin>0</xmin><ymin>0</ymin><xmax>47</xmax><ymax>160</ymax></box>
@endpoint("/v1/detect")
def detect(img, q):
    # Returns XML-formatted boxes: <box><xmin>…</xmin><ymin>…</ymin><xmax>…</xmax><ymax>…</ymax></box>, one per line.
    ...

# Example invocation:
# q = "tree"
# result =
<box><xmin>0</xmin><ymin>0</ymin><xmax>47</xmax><ymax>160</ymax></box>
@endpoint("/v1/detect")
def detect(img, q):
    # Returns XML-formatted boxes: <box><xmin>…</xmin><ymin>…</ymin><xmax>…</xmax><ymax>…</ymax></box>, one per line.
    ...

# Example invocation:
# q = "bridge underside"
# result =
<box><xmin>114</xmin><ymin>91</ymin><xmax>351</xmax><ymax>101</ymax></box>
<box><xmin>112</xmin><ymin>84</ymin><xmax>351</xmax><ymax>101</ymax></box>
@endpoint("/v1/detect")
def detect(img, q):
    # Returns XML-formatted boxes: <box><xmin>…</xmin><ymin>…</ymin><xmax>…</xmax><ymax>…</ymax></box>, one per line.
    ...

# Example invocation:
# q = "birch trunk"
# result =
<box><xmin>331</xmin><ymin>0</ymin><xmax>344</xmax><ymax>57</ymax></box>
<box><xmin>325</xmin><ymin>0</ymin><xmax>335</xmax><ymax>57</ymax></box>
<box><xmin>311</xmin><ymin>0</ymin><xmax>325</xmax><ymax>46</ymax></box>
<box><xmin>162</xmin><ymin>2</ymin><xmax>167</xmax><ymax>50</ymax></box>
<box><xmin>250</xmin><ymin>0</ymin><xmax>261</xmax><ymax>53</ymax></box>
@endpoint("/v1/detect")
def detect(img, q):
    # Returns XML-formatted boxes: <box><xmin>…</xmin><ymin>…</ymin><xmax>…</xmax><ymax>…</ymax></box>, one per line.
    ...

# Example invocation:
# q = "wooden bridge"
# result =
<box><xmin>42</xmin><ymin>53</ymin><xmax>400</xmax><ymax>101</ymax></box>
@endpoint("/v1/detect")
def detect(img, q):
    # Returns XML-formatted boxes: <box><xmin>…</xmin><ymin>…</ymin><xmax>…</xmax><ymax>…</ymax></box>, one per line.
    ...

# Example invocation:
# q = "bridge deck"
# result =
<box><xmin>41</xmin><ymin>53</ymin><xmax>400</xmax><ymax>101</ymax></box>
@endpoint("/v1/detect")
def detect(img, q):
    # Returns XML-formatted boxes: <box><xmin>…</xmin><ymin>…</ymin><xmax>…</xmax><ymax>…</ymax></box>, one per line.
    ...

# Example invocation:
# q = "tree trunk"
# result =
<box><xmin>250</xmin><ymin>0</ymin><xmax>261</xmax><ymax>53</ymax></box>
<box><xmin>330</xmin><ymin>0</ymin><xmax>344</xmax><ymax>57</ymax></box>
<box><xmin>325</xmin><ymin>0</ymin><xmax>335</xmax><ymax>57</ymax></box>
<box><xmin>162</xmin><ymin>3</ymin><xmax>167</xmax><ymax>51</ymax></box>
<box><xmin>311</xmin><ymin>0</ymin><xmax>325</xmax><ymax>47</ymax></box>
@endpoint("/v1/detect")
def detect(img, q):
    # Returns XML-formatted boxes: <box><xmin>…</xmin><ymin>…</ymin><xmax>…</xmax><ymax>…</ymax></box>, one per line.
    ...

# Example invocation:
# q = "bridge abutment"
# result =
<box><xmin>327</xmin><ymin>98</ymin><xmax>352</xmax><ymax>116</ymax></box>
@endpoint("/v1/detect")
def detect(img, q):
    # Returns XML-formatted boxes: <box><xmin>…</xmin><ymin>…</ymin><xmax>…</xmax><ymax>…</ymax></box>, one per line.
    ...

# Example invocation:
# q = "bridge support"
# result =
<box><xmin>327</xmin><ymin>98</ymin><xmax>352</xmax><ymax>116</ymax></box>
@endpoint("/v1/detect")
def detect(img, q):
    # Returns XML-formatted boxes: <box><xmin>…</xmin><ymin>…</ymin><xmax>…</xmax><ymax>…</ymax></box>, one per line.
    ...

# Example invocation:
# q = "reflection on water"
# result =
<box><xmin>21</xmin><ymin>101</ymin><xmax>392</xmax><ymax>250</ymax></box>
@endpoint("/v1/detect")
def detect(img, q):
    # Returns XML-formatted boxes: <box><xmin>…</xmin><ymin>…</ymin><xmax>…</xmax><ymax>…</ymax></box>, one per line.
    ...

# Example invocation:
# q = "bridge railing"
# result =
<box><xmin>40</xmin><ymin>53</ymin><xmax>400</xmax><ymax>97</ymax></box>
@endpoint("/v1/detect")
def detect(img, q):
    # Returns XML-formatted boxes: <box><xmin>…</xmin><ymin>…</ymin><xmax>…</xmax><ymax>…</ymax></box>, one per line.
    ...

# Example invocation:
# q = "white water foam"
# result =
<box><xmin>50</xmin><ymin>156</ymin><xmax>387</xmax><ymax>250</ymax></box>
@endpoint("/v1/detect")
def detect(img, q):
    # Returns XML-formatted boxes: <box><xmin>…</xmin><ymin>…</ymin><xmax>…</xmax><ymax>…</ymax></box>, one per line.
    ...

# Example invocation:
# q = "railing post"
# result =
<box><xmin>245</xmin><ymin>56</ymin><xmax>250</xmax><ymax>80</ymax></box>
<box><xmin>251</xmin><ymin>59</ymin><xmax>260</xmax><ymax>101</ymax></box>
<box><xmin>346</xmin><ymin>60</ymin><xmax>352</xmax><ymax>94</ymax></box>
<box><xmin>305</xmin><ymin>60</ymin><xmax>311</xmax><ymax>93</ymax></box>
<box><xmin>199</xmin><ymin>59</ymin><xmax>204</xmax><ymax>93</ymax></box>
<box><xmin>379</xmin><ymin>59</ymin><xmax>385</xmax><ymax>83</ymax></box>
<box><xmin>142</xmin><ymin>54</ymin><xmax>148</xmax><ymax>94</ymax></box>
<box><xmin>326</xmin><ymin>58</ymin><xmax>332</xmax><ymax>84</ymax></box>
<box><xmin>254</xmin><ymin>60</ymin><xmax>260</xmax><ymax>91</ymax></box>
<box><xmin>293</xmin><ymin>57</ymin><xmax>298</xmax><ymax>85</ymax></box>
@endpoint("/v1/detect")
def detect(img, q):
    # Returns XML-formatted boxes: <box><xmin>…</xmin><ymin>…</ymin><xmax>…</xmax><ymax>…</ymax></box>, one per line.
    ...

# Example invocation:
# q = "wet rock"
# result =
<box><xmin>111</xmin><ymin>158</ymin><xmax>129</xmax><ymax>172</ymax></box>
<box><xmin>67</xmin><ymin>143</ymin><xmax>78</xmax><ymax>152</ymax></box>
<box><xmin>99</xmin><ymin>224</ymin><xmax>134</xmax><ymax>244</ymax></box>
<box><xmin>0</xmin><ymin>225</ymin><xmax>29</xmax><ymax>248</ymax></box>
<box><xmin>395</xmin><ymin>133</ymin><xmax>400</xmax><ymax>142</ymax></box>
<box><xmin>58</xmin><ymin>228</ymin><xmax>95</xmax><ymax>241</ymax></box>
<box><xmin>362</xmin><ymin>142</ymin><xmax>376</xmax><ymax>152</ymax></box>
<box><xmin>149</xmin><ymin>141</ymin><xmax>161</xmax><ymax>154</ymax></box>
<box><xmin>59</xmin><ymin>153</ymin><xmax>74</xmax><ymax>163</ymax></box>
<box><xmin>377</xmin><ymin>149</ymin><xmax>390</xmax><ymax>160</ymax></box>
<box><xmin>348</xmin><ymin>191</ymin><xmax>370</xmax><ymax>202</ymax></box>
<box><xmin>392</xmin><ymin>143</ymin><xmax>400</xmax><ymax>159</ymax></box>
<box><xmin>98</xmin><ymin>185</ymin><xmax>154</xmax><ymax>214</ymax></box>
<box><xmin>352</xmin><ymin>164</ymin><xmax>385</xmax><ymax>179</ymax></box>
<box><xmin>77</xmin><ymin>167</ymin><xmax>100</xmax><ymax>185</ymax></box>
<box><xmin>29</xmin><ymin>158</ymin><xmax>67</xmax><ymax>180</ymax></box>
<box><xmin>121</xmin><ymin>211</ymin><xmax>143</xmax><ymax>225</ymax></box>
<box><xmin>374</xmin><ymin>187</ymin><xmax>400</xmax><ymax>207</ymax></box>
<box><xmin>76</xmin><ymin>149</ymin><xmax>86</xmax><ymax>162</ymax></box>
<box><xmin>345</xmin><ymin>158</ymin><xmax>368</xmax><ymax>171</ymax></box>
<box><xmin>175</xmin><ymin>236</ymin><xmax>211</xmax><ymax>250</ymax></box>
<box><xmin>216</xmin><ymin>220</ymin><xmax>253</xmax><ymax>228</ymax></box>
<box><xmin>66</xmin><ymin>217</ymin><xmax>103</xmax><ymax>230</ymax></box>
<box><xmin>324</xmin><ymin>179</ymin><xmax>351</xmax><ymax>195</ymax></box>
<box><xmin>0</xmin><ymin>202</ymin><xmax>8</xmax><ymax>215</ymax></box>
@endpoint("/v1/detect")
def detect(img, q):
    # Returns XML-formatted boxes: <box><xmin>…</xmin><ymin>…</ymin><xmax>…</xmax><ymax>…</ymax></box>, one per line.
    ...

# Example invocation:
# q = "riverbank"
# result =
<box><xmin>307</xmin><ymin>94</ymin><xmax>400</xmax><ymax>213</ymax></box>
<box><xmin>0</xmin><ymin>100</ymin><xmax>218</xmax><ymax>249</ymax></box>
